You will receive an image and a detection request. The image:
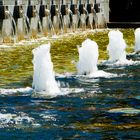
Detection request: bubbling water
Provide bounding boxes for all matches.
[77,38,99,75]
[134,28,140,53]
[107,30,127,62]
[32,43,60,97]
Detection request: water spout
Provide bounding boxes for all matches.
[70,4,79,32]
[79,4,88,30]
[32,43,60,97]
[107,30,127,63]
[134,28,140,54]
[1,5,17,43]
[77,38,99,75]
[60,3,71,33]
[13,3,25,41]
[39,3,51,36]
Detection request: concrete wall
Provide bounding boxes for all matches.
[3,0,96,5]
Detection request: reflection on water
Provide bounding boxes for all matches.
[0,40,140,139]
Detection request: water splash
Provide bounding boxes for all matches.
[76,38,117,78]
[107,30,127,63]
[32,43,61,98]
[134,28,140,53]
[0,87,33,96]
[76,38,99,75]
[0,112,37,128]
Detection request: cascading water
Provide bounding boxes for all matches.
[2,7,16,43]
[32,43,60,97]
[107,30,127,63]
[134,28,140,53]
[76,38,99,75]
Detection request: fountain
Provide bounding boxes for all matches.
[60,0,71,33]
[32,43,60,97]
[39,0,51,36]
[13,0,25,41]
[76,38,116,77]
[0,2,16,43]
[107,30,127,63]
[87,0,98,29]
[76,38,99,75]
[50,0,61,35]
[27,0,42,39]
[78,1,88,30]
[134,28,140,54]
[86,1,94,29]
[70,0,79,32]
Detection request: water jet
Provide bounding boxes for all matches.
[134,28,140,54]
[76,38,99,75]
[39,0,51,36]
[32,43,60,98]
[107,30,127,63]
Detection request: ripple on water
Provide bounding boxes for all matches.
[108,108,140,114]
[135,96,140,100]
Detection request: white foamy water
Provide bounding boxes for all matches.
[0,87,33,96]
[0,112,36,128]
[61,88,85,95]
[77,39,99,75]
[83,70,117,78]
[76,70,118,80]
[40,111,57,121]
[107,30,127,63]
[101,59,140,67]
[32,43,61,98]
[134,28,140,53]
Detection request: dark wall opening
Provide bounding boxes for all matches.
[109,0,140,22]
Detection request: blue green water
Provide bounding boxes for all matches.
[0,44,140,139]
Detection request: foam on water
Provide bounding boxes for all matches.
[40,111,57,121]
[0,112,37,128]
[134,28,140,53]
[101,59,140,67]
[32,43,61,98]
[76,70,117,79]
[61,88,85,95]
[0,87,33,96]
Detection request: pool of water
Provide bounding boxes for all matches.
[0,44,140,139]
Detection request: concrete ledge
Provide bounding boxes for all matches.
[107,22,140,28]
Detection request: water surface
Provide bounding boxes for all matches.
[0,33,140,139]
